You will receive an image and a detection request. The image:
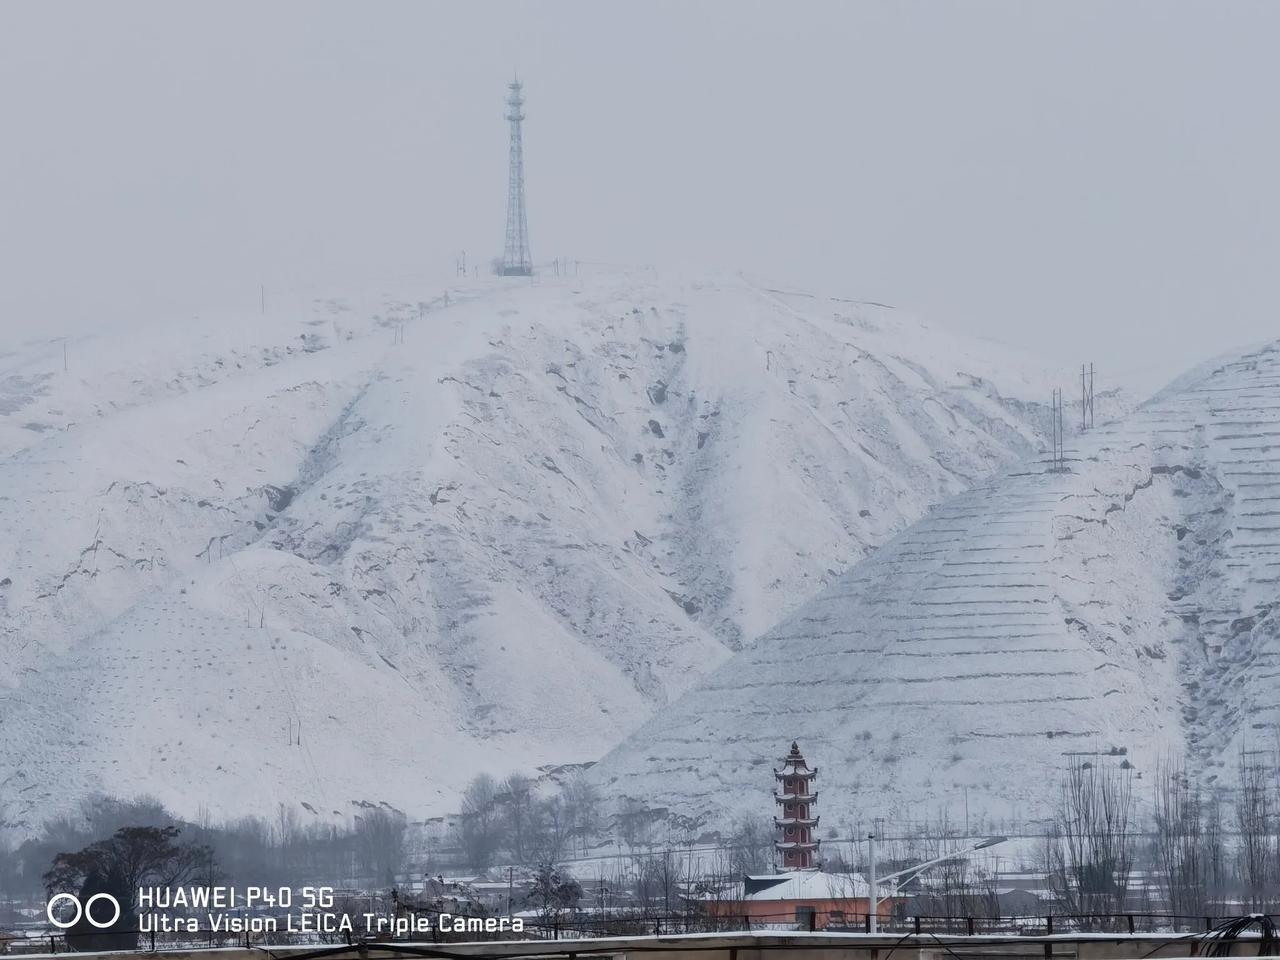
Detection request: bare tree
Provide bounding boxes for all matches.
[276,802,301,874]
[1234,751,1277,912]
[44,825,216,950]
[631,847,685,920]
[1043,760,1134,926]
[501,773,534,863]
[457,774,505,870]
[902,819,1000,931]
[616,798,656,850]
[725,816,774,876]
[528,795,570,864]
[1150,755,1207,919]
[1202,787,1228,915]
[526,862,582,927]
[44,825,215,909]
[353,807,407,884]
[685,850,748,932]
[561,773,601,858]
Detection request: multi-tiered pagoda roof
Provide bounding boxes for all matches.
[774,741,821,870]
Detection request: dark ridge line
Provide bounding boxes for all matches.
[911,601,1049,609]
[936,572,1051,582]
[866,694,1093,707]
[941,560,1043,566]
[886,647,1068,657]
[893,631,1060,640]
[964,729,1099,739]
[955,545,1047,552]
[922,582,1046,590]
[893,610,1051,620]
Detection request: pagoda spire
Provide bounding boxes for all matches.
[774,740,820,870]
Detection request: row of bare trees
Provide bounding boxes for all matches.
[6,748,1280,938]
[1044,758,1136,918]
[1042,750,1280,924]
[0,794,409,905]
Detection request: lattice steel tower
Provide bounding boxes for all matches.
[501,77,533,276]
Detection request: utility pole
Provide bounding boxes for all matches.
[260,285,265,315]
[1080,362,1095,431]
[868,830,879,934]
[1049,388,1066,472]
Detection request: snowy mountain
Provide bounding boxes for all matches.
[586,340,1280,832]
[0,269,1063,835]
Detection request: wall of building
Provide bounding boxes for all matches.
[705,897,892,929]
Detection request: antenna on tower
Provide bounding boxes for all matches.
[501,77,533,276]
[1081,362,1095,431]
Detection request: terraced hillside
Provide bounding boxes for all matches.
[587,340,1280,830]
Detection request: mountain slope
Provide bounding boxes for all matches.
[586,340,1280,832]
[0,270,1061,834]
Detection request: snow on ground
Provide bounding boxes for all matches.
[0,268,1064,836]
[587,340,1280,832]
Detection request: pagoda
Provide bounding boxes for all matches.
[774,741,820,870]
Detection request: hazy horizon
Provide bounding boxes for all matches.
[3,1,1278,393]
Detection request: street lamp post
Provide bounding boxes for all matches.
[866,834,1007,934]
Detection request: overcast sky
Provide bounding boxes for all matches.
[2,1,1277,390]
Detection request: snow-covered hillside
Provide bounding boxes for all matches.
[0,269,1062,835]
[587,340,1280,831]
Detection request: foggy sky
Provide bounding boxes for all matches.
[2,1,1277,391]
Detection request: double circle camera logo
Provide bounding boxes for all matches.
[46,893,122,929]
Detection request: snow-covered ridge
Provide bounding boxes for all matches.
[586,340,1280,831]
[0,269,1063,835]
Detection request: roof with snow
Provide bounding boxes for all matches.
[742,872,872,901]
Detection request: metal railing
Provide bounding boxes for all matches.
[10,911,1279,954]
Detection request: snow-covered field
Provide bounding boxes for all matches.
[588,340,1280,832]
[0,268,1065,836]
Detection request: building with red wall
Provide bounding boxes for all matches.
[697,742,900,930]
[702,871,894,930]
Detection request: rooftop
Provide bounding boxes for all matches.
[741,871,872,901]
